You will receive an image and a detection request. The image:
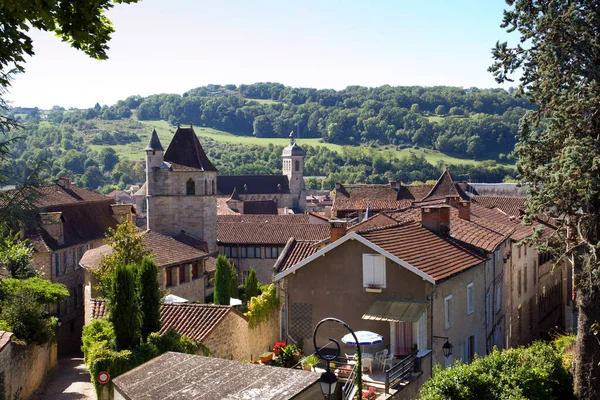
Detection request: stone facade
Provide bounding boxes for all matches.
[218,244,284,285]
[0,332,57,399]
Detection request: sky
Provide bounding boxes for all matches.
[8,0,517,109]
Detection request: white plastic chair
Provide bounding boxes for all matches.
[345,353,356,361]
[375,349,388,366]
[381,353,394,371]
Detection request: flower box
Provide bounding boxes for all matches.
[365,287,383,293]
[260,352,274,363]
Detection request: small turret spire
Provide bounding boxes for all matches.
[289,130,295,145]
[146,129,164,151]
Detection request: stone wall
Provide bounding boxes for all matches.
[247,310,280,361]
[0,332,57,399]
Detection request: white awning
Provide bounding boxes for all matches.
[362,299,429,323]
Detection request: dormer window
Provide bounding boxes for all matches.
[186,178,195,195]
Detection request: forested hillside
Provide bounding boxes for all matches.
[4,83,523,193]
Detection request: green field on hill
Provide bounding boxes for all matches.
[87,118,511,167]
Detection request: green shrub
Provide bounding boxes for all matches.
[82,318,115,364]
[419,341,575,400]
[245,284,279,328]
[108,263,141,350]
[137,256,161,340]
[0,288,58,344]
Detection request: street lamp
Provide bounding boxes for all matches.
[433,335,453,358]
[312,317,362,399]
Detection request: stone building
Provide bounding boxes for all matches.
[145,127,218,252]
[19,177,133,355]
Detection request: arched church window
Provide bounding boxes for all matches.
[212,180,215,195]
[204,180,208,195]
[295,160,300,172]
[186,178,195,195]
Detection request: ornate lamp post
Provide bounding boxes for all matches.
[312,317,362,399]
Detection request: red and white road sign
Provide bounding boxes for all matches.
[97,371,110,384]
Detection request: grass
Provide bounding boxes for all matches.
[83,118,512,167]
[245,98,280,105]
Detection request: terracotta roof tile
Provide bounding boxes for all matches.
[357,222,487,282]
[217,196,241,215]
[333,184,413,214]
[33,184,111,207]
[472,196,526,217]
[217,214,310,224]
[90,300,243,342]
[80,230,207,270]
[205,256,217,273]
[274,239,321,273]
[217,223,329,245]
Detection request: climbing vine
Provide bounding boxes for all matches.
[244,284,279,329]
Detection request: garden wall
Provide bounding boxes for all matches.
[247,310,280,361]
[0,331,57,399]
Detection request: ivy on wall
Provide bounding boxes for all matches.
[245,284,279,329]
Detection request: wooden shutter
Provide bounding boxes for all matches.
[362,254,375,287]
[373,255,386,287]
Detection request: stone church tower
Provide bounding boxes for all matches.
[282,132,306,211]
[145,126,217,252]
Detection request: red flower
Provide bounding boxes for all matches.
[273,341,287,351]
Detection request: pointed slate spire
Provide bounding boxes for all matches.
[229,186,241,201]
[421,168,469,202]
[146,129,164,151]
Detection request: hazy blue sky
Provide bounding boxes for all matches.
[8,0,517,109]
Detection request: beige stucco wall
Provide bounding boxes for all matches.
[432,262,486,368]
[203,312,250,360]
[158,262,206,303]
[217,245,278,286]
[283,240,431,354]
[0,335,57,399]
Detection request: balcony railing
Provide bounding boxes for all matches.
[385,351,417,394]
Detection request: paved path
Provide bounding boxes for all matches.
[30,357,96,400]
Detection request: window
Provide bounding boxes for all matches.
[495,250,500,263]
[63,252,68,273]
[518,246,521,259]
[518,305,522,335]
[533,260,537,283]
[54,253,60,277]
[72,249,76,268]
[56,302,61,316]
[466,283,474,315]
[529,299,534,332]
[204,180,208,195]
[241,246,261,259]
[212,180,215,195]
[524,265,528,293]
[417,310,428,351]
[192,262,199,279]
[444,295,453,329]
[524,245,527,256]
[362,254,386,288]
[266,247,283,259]
[179,265,186,283]
[79,246,85,261]
[224,246,238,258]
[517,269,522,297]
[295,160,299,172]
[166,268,173,287]
[464,335,475,363]
[186,178,195,195]
[495,283,501,313]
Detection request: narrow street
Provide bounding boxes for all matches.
[30,357,96,400]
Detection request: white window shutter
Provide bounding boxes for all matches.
[373,255,386,287]
[362,254,374,286]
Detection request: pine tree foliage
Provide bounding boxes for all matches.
[244,268,260,300]
[490,1,600,397]
[137,256,161,341]
[229,263,238,299]
[213,254,231,305]
[108,263,141,350]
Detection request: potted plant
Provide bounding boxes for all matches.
[273,341,286,356]
[259,351,274,363]
[300,354,319,371]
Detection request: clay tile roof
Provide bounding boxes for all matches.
[91,298,108,320]
[163,126,217,172]
[146,129,164,151]
[358,222,486,282]
[89,300,244,342]
[274,239,321,273]
[80,230,207,270]
[159,303,245,342]
[400,184,434,201]
[421,169,469,202]
[217,214,310,224]
[205,256,217,273]
[217,223,329,245]
[172,232,208,252]
[386,203,514,252]
[333,184,413,213]
[33,184,111,207]
[217,175,290,195]
[217,196,240,215]
[472,196,526,217]
[308,211,330,221]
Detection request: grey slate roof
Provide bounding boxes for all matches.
[163,126,217,172]
[146,129,164,151]
[112,352,320,400]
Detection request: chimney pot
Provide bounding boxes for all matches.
[421,205,450,235]
[329,219,347,243]
[445,195,461,208]
[57,177,71,190]
[458,200,471,221]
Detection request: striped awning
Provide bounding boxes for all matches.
[362,299,429,323]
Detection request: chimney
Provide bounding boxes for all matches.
[389,180,401,191]
[421,205,450,235]
[57,177,72,190]
[458,200,471,221]
[445,195,461,208]
[329,219,347,243]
